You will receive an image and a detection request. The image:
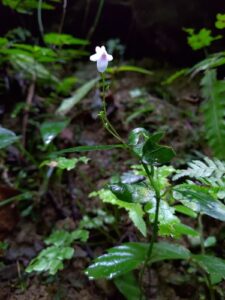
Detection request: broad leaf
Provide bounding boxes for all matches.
[86,242,190,279]
[44,33,88,46]
[192,254,225,284]
[0,127,19,149]
[174,184,225,221]
[42,156,89,170]
[128,128,150,157]
[114,272,142,300]
[92,189,147,236]
[40,119,69,145]
[56,78,99,115]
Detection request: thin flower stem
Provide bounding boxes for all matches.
[100,73,127,146]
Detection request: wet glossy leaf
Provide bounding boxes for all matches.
[56,78,99,115]
[192,254,225,284]
[40,119,69,145]
[86,242,190,279]
[128,128,150,157]
[114,272,142,300]
[0,127,19,149]
[142,140,175,164]
[174,184,225,221]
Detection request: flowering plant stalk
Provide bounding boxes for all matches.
[90,46,162,298]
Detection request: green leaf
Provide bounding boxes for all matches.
[107,65,153,76]
[40,119,69,145]
[26,245,74,275]
[142,141,175,164]
[0,127,19,149]
[192,254,225,284]
[9,53,58,83]
[2,0,58,13]
[162,69,188,85]
[49,144,124,158]
[56,78,99,115]
[56,77,78,95]
[189,52,225,75]
[85,242,190,279]
[174,205,197,218]
[94,189,147,236]
[215,14,225,29]
[44,33,88,46]
[201,70,225,159]
[128,128,151,157]
[184,28,222,51]
[42,156,89,170]
[174,184,225,221]
[204,236,216,248]
[114,272,142,300]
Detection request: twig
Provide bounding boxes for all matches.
[22,82,35,147]
[58,0,68,34]
[37,0,44,40]
[86,0,105,41]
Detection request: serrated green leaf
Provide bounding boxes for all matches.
[42,156,89,170]
[201,70,225,159]
[94,189,147,236]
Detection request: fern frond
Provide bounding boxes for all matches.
[173,156,225,187]
[201,70,225,159]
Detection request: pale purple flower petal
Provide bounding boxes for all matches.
[89,45,113,72]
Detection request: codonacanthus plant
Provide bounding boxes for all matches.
[86,46,225,300]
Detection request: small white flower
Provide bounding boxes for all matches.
[90,46,113,73]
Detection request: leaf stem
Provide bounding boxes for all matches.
[198,213,215,300]
[139,163,161,300]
